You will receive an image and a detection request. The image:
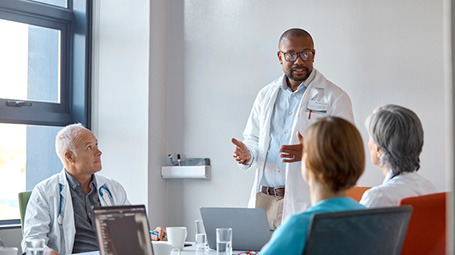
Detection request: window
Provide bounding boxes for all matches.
[0,0,92,222]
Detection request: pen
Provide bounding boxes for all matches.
[150,230,168,239]
[308,109,312,120]
[177,154,182,166]
[168,154,175,166]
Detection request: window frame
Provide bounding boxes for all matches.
[0,0,92,224]
[0,0,92,126]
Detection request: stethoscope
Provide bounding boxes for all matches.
[57,183,113,225]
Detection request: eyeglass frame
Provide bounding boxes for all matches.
[279,50,315,62]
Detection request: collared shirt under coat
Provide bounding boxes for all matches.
[261,72,311,187]
[65,171,101,253]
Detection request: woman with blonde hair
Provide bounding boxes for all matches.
[260,117,366,254]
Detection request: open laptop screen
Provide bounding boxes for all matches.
[93,205,154,255]
[200,207,271,251]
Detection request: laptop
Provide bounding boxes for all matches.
[200,207,272,251]
[93,205,155,255]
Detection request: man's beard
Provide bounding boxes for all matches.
[285,66,310,81]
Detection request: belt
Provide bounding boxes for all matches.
[261,186,285,198]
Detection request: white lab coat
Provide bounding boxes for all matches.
[22,170,130,255]
[360,170,437,208]
[240,69,354,220]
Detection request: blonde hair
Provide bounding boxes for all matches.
[304,117,365,192]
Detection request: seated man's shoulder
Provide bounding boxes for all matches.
[95,174,121,184]
[33,172,61,190]
[94,174,126,190]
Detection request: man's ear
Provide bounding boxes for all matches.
[277,51,283,65]
[64,151,74,163]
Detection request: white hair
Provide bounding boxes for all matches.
[55,123,89,163]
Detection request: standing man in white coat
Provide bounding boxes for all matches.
[22,124,166,255]
[231,28,354,230]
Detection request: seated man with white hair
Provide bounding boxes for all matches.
[22,123,166,255]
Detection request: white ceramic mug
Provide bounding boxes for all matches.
[166,227,188,250]
[152,241,181,255]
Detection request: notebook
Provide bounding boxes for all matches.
[200,207,272,251]
[93,205,155,255]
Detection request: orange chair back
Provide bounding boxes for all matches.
[346,186,371,202]
[398,192,447,255]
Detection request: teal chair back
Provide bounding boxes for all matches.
[303,206,413,255]
[18,191,32,231]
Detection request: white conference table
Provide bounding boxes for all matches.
[182,244,247,254]
[75,243,247,255]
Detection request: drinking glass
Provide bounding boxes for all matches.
[216,228,232,255]
[24,238,45,255]
[195,220,207,249]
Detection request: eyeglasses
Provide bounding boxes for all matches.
[280,50,314,62]
[238,251,259,255]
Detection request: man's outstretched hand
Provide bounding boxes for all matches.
[231,138,252,165]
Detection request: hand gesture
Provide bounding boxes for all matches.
[279,131,304,163]
[231,138,252,165]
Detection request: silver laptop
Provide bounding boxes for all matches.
[200,207,271,251]
[93,205,155,255]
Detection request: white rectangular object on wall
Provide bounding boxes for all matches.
[161,165,210,179]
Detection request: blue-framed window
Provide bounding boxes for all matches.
[0,0,92,222]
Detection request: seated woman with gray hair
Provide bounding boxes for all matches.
[360,104,437,208]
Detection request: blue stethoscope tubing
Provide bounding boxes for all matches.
[57,183,112,225]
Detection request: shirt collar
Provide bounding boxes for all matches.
[65,170,96,190]
[280,69,316,92]
[383,170,394,184]
[383,169,411,184]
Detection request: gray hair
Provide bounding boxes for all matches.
[55,123,89,163]
[366,104,424,175]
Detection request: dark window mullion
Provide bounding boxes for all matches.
[0,0,72,22]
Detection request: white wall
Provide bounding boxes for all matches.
[168,0,446,238]
[93,0,170,228]
[94,0,447,240]
[92,0,151,211]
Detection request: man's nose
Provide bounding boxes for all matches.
[295,54,305,64]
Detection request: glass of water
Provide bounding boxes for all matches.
[216,228,232,255]
[24,238,45,255]
[195,220,207,249]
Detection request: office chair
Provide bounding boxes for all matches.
[398,192,447,255]
[18,191,32,231]
[302,206,412,255]
[346,186,371,202]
